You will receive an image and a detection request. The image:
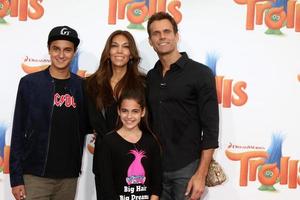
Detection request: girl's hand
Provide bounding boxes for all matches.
[150,194,159,200]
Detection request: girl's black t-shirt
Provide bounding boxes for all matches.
[97,131,162,200]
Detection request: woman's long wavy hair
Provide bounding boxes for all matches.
[86,30,144,110]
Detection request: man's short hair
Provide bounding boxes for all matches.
[47,26,80,49]
[147,12,178,37]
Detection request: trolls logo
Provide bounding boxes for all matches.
[0,124,9,175]
[108,0,182,29]
[226,134,300,190]
[0,0,44,24]
[205,53,248,108]
[21,53,88,78]
[234,0,300,34]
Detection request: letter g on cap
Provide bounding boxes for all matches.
[60,27,70,36]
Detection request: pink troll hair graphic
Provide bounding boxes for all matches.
[126,149,147,185]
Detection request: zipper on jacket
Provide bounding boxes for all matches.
[42,79,55,176]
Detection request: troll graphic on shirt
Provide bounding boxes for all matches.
[126,149,146,185]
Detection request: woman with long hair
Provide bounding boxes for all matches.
[85,30,145,199]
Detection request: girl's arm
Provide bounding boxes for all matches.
[149,139,163,198]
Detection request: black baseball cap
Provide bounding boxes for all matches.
[47,26,80,48]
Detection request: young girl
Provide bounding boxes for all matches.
[96,89,161,200]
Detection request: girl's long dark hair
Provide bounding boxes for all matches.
[116,88,161,151]
[86,30,144,110]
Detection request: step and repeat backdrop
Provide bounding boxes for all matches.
[1,0,300,199]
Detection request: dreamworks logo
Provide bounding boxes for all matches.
[60,28,71,36]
